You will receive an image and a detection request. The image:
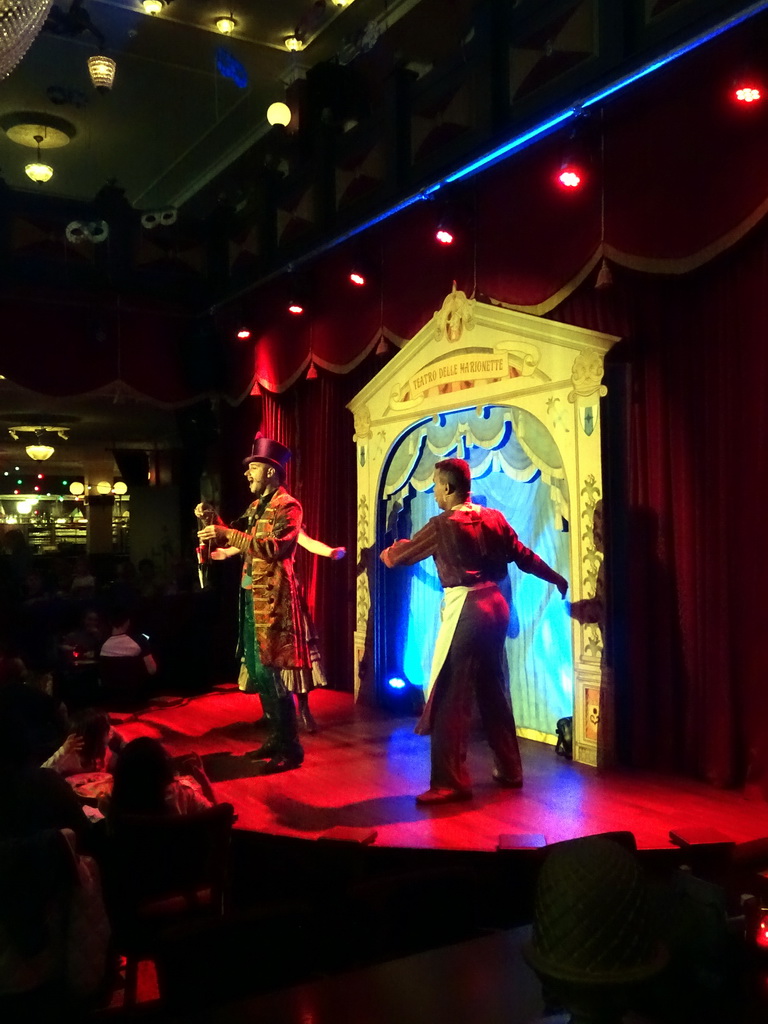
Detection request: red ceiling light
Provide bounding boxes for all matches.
[732,73,762,104]
[556,161,584,190]
[236,328,251,339]
[435,225,454,246]
[288,301,304,315]
[349,270,366,286]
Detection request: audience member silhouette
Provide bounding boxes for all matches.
[104,737,213,822]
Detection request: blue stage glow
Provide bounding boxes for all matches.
[387,676,407,690]
[388,406,573,735]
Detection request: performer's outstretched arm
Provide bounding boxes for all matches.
[380,520,437,568]
[298,529,346,560]
[506,527,568,597]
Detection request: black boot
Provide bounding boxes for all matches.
[252,696,304,774]
[246,691,281,759]
[297,692,317,734]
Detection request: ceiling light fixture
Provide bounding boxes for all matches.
[25,134,53,182]
[88,55,116,93]
[331,0,352,6]
[142,0,164,13]
[25,443,55,461]
[266,101,291,127]
[8,424,69,459]
[216,16,236,34]
[284,35,304,52]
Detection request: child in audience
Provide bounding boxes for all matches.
[42,709,123,776]
[102,737,214,820]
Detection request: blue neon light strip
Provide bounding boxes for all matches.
[444,110,575,184]
[444,0,768,184]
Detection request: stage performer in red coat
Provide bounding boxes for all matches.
[197,436,308,774]
[380,457,568,805]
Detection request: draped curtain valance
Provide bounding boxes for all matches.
[382,406,569,528]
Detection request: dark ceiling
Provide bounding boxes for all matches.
[0,0,440,483]
[0,0,430,210]
[0,0,760,485]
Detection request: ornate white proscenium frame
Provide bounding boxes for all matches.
[348,289,619,766]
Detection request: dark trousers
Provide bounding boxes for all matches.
[428,585,523,791]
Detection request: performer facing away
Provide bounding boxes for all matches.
[380,457,568,805]
[196,436,309,774]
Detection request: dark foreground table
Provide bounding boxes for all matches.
[185,927,547,1024]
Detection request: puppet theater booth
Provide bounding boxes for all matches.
[349,288,617,767]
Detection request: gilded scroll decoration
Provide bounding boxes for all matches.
[433,282,475,344]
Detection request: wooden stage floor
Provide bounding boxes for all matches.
[114,684,768,853]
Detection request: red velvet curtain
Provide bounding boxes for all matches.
[552,220,768,790]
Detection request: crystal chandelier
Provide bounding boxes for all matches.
[0,0,55,81]
[88,54,117,92]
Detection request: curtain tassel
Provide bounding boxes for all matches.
[306,360,318,380]
[595,257,613,290]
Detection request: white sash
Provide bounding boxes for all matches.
[426,586,469,699]
[426,581,500,699]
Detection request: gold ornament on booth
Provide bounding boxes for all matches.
[433,282,475,344]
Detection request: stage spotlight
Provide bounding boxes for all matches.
[286,273,309,315]
[348,256,374,287]
[435,221,455,245]
[381,672,424,715]
[556,159,584,190]
[555,118,592,191]
[732,71,763,104]
[236,328,251,339]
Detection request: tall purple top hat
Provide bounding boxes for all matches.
[242,433,292,470]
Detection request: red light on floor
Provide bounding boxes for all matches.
[236,328,251,340]
[557,166,583,189]
[435,228,454,245]
[288,303,304,315]
[349,271,366,286]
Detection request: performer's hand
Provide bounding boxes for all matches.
[61,733,84,757]
[198,524,228,544]
[379,547,394,568]
[330,546,346,560]
[556,575,568,599]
